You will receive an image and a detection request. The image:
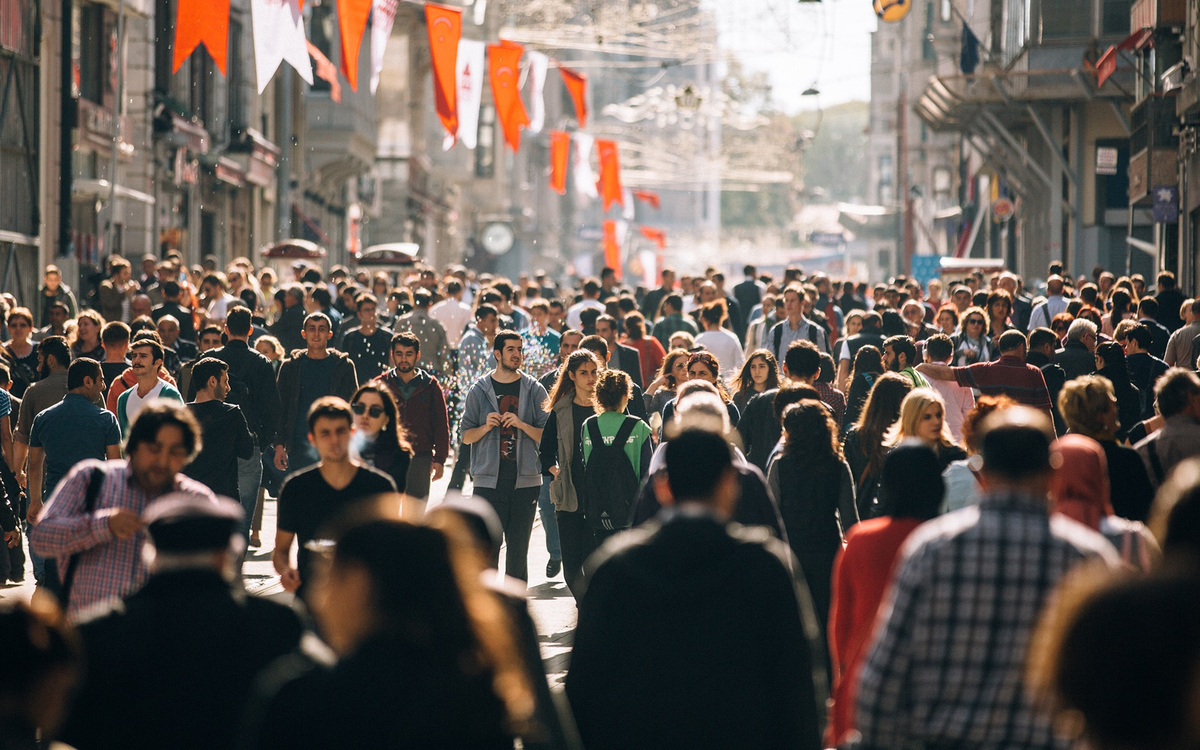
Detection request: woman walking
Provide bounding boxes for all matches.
[731,349,780,413]
[841,373,913,520]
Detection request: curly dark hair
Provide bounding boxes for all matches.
[782,400,842,462]
[593,369,632,412]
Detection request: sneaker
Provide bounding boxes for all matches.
[545,558,562,578]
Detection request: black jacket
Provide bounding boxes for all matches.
[191,339,281,450]
[1053,340,1095,382]
[267,303,306,353]
[737,388,781,472]
[1027,351,1067,436]
[184,401,255,497]
[610,343,644,389]
[151,301,197,343]
[566,513,824,750]
[1098,363,1142,443]
[1139,317,1170,359]
[632,458,785,540]
[60,569,302,750]
[1154,287,1186,331]
[275,350,358,451]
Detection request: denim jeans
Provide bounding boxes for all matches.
[538,475,561,561]
[237,449,262,539]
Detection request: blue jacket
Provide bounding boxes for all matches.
[461,371,549,490]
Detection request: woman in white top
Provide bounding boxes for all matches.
[694,301,744,382]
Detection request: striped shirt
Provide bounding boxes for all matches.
[952,355,1053,411]
[856,491,1119,750]
[29,459,216,619]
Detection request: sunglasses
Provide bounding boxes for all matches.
[351,403,385,418]
[965,318,985,326]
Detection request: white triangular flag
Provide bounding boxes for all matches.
[573,132,598,199]
[448,39,485,150]
[251,0,313,94]
[527,51,548,134]
[370,0,399,95]
[622,187,635,221]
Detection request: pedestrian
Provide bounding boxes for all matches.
[340,293,393,383]
[842,345,884,431]
[950,305,995,365]
[782,339,846,426]
[150,281,198,345]
[577,335,649,421]
[855,407,1120,750]
[918,329,1055,424]
[694,302,744,381]
[826,440,943,748]
[183,357,254,502]
[1164,297,1200,367]
[731,348,780,413]
[884,388,968,473]
[1094,340,1141,442]
[460,330,549,582]
[767,284,830,362]
[539,349,602,596]
[394,288,450,380]
[1056,318,1099,380]
[618,311,664,387]
[446,304,500,492]
[30,402,216,618]
[0,598,82,749]
[373,332,449,503]
[69,310,105,362]
[1135,368,1200,487]
[428,278,472,348]
[566,429,825,750]
[97,258,135,324]
[1050,434,1158,571]
[1147,457,1200,562]
[174,326,221,411]
[881,335,930,388]
[273,312,358,473]
[593,314,644,388]
[349,383,413,497]
[272,397,395,602]
[114,337,184,439]
[841,372,913,520]
[35,264,78,326]
[649,294,698,350]
[579,369,652,539]
[566,278,606,330]
[58,494,302,750]
[245,520,531,749]
[941,395,1017,512]
[4,306,39,397]
[1120,322,1169,420]
[1028,274,1068,331]
[15,336,89,489]
[1134,296,1170,358]
[768,400,858,662]
[658,350,739,430]
[921,334,974,442]
[835,311,886,391]
[266,284,306,354]
[643,347,689,420]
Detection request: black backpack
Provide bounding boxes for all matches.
[583,416,641,532]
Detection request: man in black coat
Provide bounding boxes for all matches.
[594,315,643,389]
[1053,318,1097,382]
[567,430,824,750]
[1027,327,1068,436]
[1136,297,1171,360]
[59,495,303,750]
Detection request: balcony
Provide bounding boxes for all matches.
[1130,0,1186,29]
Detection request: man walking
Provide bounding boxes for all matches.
[460,331,549,581]
[274,312,358,473]
[394,288,450,380]
[184,357,255,502]
[30,402,216,618]
[341,293,394,383]
[768,285,830,361]
[116,338,184,439]
[13,336,76,490]
[882,335,930,388]
[150,281,197,344]
[856,408,1118,750]
[567,429,825,750]
[447,305,499,491]
[640,269,676,320]
[650,294,698,350]
[429,278,472,348]
[374,332,450,503]
[273,397,395,602]
[918,330,1055,424]
[1135,368,1200,486]
[594,314,643,388]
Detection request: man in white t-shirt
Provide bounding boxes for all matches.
[116,338,184,439]
[429,278,473,348]
[201,273,239,325]
[566,278,606,330]
[694,302,744,382]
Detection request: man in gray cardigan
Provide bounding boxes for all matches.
[461,330,549,581]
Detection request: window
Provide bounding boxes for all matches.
[309,4,336,94]
[75,3,112,106]
[879,154,894,184]
[227,17,244,132]
[1038,0,1090,39]
[1102,0,1132,36]
[941,0,952,21]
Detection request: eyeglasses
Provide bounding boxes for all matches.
[965,318,985,326]
[351,403,385,418]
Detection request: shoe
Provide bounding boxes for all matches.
[546,558,562,578]
[249,533,262,548]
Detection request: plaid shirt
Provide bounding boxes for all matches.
[856,491,1119,750]
[813,381,847,426]
[29,459,215,620]
[953,355,1053,412]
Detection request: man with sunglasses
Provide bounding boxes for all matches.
[374,332,450,502]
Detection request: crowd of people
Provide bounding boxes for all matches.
[1,253,1200,750]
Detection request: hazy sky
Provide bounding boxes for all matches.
[708,0,878,114]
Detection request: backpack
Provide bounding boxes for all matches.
[773,320,822,356]
[582,416,641,532]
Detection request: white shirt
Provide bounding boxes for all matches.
[429,298,473,347]
[206,293,239,323]
[927,376,975,443]
[1028,295,1068,331]
[695,329,745,382]
[566,299,605,330]
[124,379,168,425]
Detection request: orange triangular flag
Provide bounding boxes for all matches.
[639,226,667,250]
[173,0,230,75]
[560,66,588,128]
[489,43,529,151]
[426,4,462,139]
[549,131,570,195]
[603,220,622,279]
[337,0,372,91]
[307,41,342,103]
[596,140,623,212]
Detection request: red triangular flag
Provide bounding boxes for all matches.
[596,140,624,212]
[639,226,666,250]
[603,220,622,279]
[307,41,342,103]
[337,0,372,91]
[560,66,588,128]
[1095,45,1117,87]
[426,4,461,139]
[633,190,660,209]
[173,0,230,75]
[549,131,570,195]
[489,43,529,151]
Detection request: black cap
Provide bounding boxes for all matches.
[144,493,243,553]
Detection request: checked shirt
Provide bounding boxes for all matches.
[856,490,1119,750]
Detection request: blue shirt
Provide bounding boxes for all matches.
[29,393,121,498]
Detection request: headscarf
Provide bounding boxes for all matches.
[1050,434,1113,530]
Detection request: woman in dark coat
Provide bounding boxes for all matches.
[843,345,884,432]
[350,383,413,494]
[841,373,913,520]
[1095,341,1142,444]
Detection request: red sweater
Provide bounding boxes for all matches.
[826,516,924,747]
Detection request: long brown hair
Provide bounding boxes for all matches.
[657,348,690,390]
[854,372,914,481]
[543,349,600,410]
[783,400,843,462]
[732,348,780,402]
[351,382,413,455]
[687,350,731,403]
[623,311,647,341]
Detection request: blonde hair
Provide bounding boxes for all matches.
[886,388,958,450]
[1058,375,1116,440]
